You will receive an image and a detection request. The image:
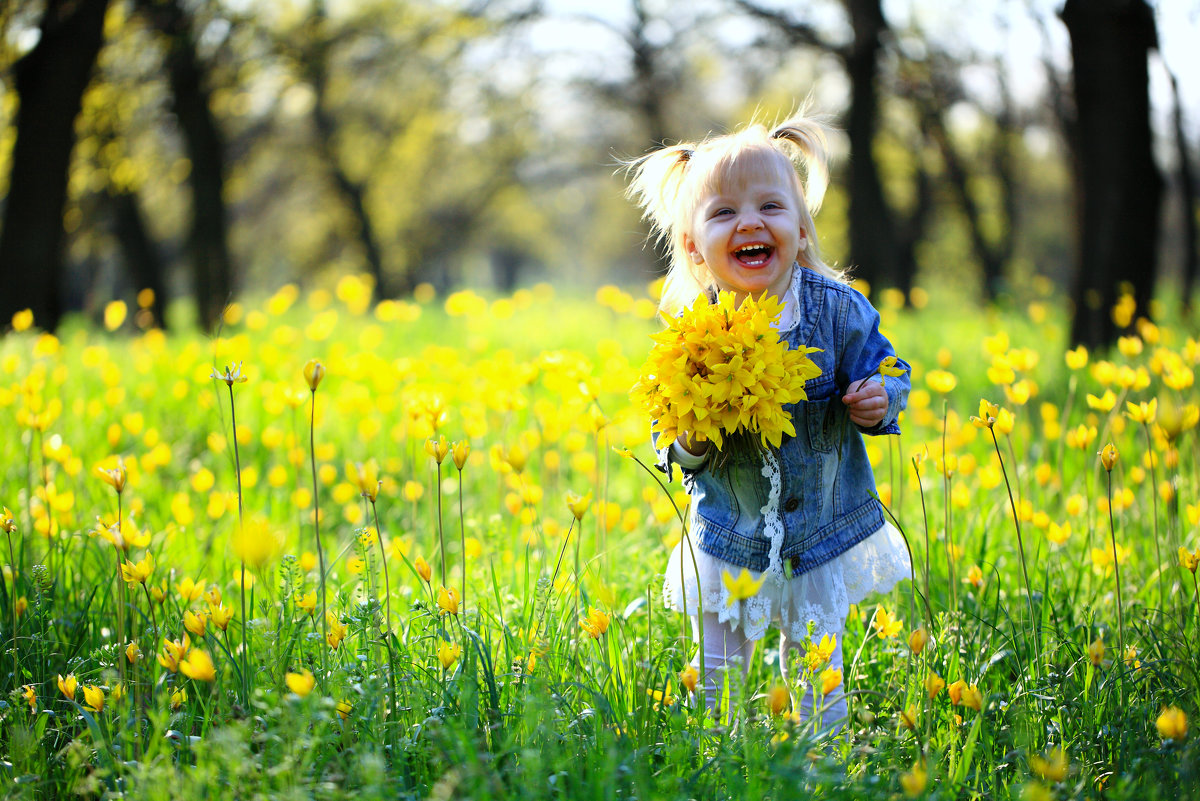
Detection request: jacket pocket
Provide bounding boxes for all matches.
[805,396,840,454]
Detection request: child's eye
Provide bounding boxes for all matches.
[762,202,782,211]
[713,208,734,217]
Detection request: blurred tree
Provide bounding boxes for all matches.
[1167,69,1198,311]
[736,0,922,295]
[1061,0,1162,348]
[0,0,111,331]
[136,0,233,331]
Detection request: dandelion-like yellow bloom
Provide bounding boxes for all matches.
[721,568,766,607]
[296,590,318,617]
[437,586,460,616]
[565,490,592,521]
[451,440,471,470]
[631,291,822,451]
[209,603,234,631]
[183,610,208,639]
[872,605,903,639]
[285,669,316,697]
[1156,706,1188,741]
[678,664,698,694]
[57,673,77,700]
[82,684,105,713]
[925,671,946,700]
[579,606,610,638]
[438,641,462,670]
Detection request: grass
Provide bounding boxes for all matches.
[0,277,1198,800]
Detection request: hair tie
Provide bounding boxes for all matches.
[677,148,693,163]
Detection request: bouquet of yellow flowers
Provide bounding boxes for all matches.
[631,291,822,452]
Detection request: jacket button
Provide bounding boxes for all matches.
[784,497,799,512]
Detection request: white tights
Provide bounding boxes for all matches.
[690,612,847,731]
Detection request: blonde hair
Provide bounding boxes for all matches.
[625,115,845,314]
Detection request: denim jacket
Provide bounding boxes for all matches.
[654,266,910,575]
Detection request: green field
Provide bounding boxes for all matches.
[1,277,1197,800]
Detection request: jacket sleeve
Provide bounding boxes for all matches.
[836,290,910,436]
[652,429,708,487]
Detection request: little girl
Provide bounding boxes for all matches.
[627,115,911,728]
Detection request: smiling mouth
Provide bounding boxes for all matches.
[733,244,774,266]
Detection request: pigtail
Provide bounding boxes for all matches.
[623,144,696,251]
[770,117,832,217]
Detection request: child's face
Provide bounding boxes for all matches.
[683,172,804,303]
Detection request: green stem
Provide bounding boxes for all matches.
[369,499,398,734]
[1105,469,1127,685]
[309,389,328,683]
[989,427,1039,673]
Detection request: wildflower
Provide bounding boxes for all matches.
[12,308,34,331]
[679,664,699,694]
[970,398,999,428]
[346,459,380,502]
[1156,706,1188,741]
[1088,638,1105,666]
[285,669,316,697]
[873,355,907,387]
[647,685,675,708]
[15,596,27,616]
[1125,399,1157,424]
[964,564,984,588]
[126,641,142,664]
[57,673,77,700]
[183,610,208,639]
[1065,345,1088,370]
[1046,521,1071,546]
[211,362,248,386]
[410,555,433,583]
[907,628,929,655]
[820,667,843,696]
[336,700,353,720]
[899,761,927,797]
[1179,546,1200,573]
[1123,645,1141,670]
[231,516,282,569]
[326,612,347,650]
[948,680,982,711]
[767,683,790,716]
[1,506,15,533]
[158,635,190,673]
[296,590,318,617]
[566,490,592,521]
[208,603,234,631]
[425,435,450,465]
[631,291,823,451]
[95,459,127,494]
[303,359,325,391]
[450,440,471,471]
[925,671,946,700]
[872,605,903,639]
[925,369,957,394]
[1099,443,1118,472]
[438,641,462,670]
[721,568,766,606]
[805,633,837,670]
[179,649,215,682]
[176,576,206,602]
[82,684,105,713]
[170,687,187,710]
[899,704,918,731]
[579,606,610,638]
[1086,390,1116,412]
[120,553,155,586]
[1030,747,1069,782]
[437,585,460,616]
[22,684,36,713]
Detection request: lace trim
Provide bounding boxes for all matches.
[662,522,911,642]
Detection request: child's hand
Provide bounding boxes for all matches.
[842,379,888,428]
[676,432,710,457]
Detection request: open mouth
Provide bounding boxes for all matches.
[733,244,774,266]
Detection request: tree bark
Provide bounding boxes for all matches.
[1062,0,1162,348]
[140,0,233,331]
[108,189,168,328]
[0,0,111,331]
[1168,71,1198,311]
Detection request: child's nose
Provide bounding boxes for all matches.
[736,213,763,232]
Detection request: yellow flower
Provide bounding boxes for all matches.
[126,641,142,664]
[437,585,461,616]
[11,308,34,331]
[231,516,282,569]
[925,369,957,394]
[82,684,105,713]
[209,603,234,631]
[805,633,837,671]
[170,687,187,710]
[438,641,462,670]
[925,671,946,700]
[1065,345,1088,370]
[1099,443,1119,472]
[158,634,191,673]
[303,359,325,391]
[336,700,353,720]
[210,361,249,386]
[414,555,432,583]
[285,669,316,697]
[104,300,127,331]
[1125,398,1157,424]
[875,355,907,387]
[1088,638,1105,666]
[176,576,206,602]
[1179,546,1199,574]
[120,553,155,586]
[907,628,929,655]
[964,564,984,588]
[970,398,999,429]
[325,612,348,650]
[1,506,15,534]
[345,459,380,502]
[566,490,592,521]
[451,440,471,470]
[57,673,77,700]
[22,684,36,713]
[872,605,903,639]
[1156,706,1188,741]
[425,435,450,465]
[296,590,318,617]
[95,459,127,494]
[767,683,790,716]
[899,761,927,797]
[899,704,918,731]
[948,678,982,709]
[183,609,208,638]
[678,664,699,694]
[721,568,766,607]
[1030,747,1069,782]
[579,606,610,638]
[820,667,843,696]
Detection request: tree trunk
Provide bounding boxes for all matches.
[109,189,168,329]
[141,0,233,331]
[1168,71,1198,312]
[0,0,111,331]
[1062,0,1162,348]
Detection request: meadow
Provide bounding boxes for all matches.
[1,275,1197,800]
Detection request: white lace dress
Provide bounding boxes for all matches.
[660,284,911,643]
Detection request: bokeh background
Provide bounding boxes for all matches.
[0,0,1196,346]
